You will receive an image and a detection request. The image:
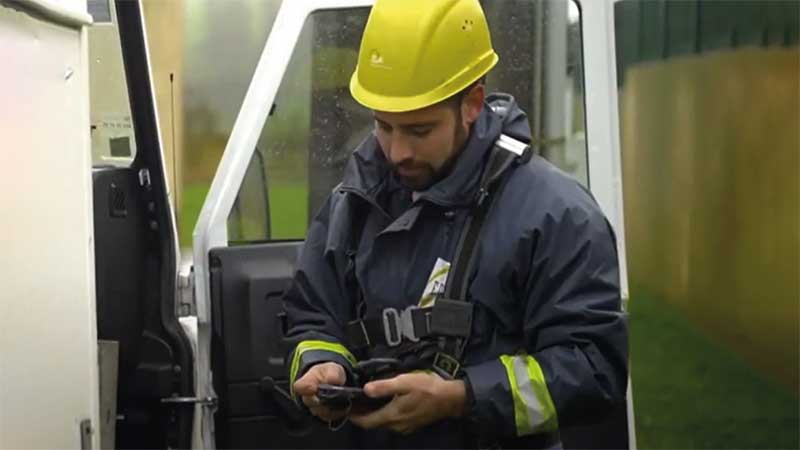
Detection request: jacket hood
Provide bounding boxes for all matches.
[340,93,531,207]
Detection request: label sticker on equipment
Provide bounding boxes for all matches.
[419,258,450,308]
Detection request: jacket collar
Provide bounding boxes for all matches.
[340,94,529,209]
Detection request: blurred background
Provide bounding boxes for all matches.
[615,1,798,447]
[87,0,798,447]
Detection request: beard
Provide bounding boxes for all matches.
[391,119,469,191]
[392,162,437,190]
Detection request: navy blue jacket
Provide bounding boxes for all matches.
[285,94,628,448]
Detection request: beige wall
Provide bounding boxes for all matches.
[621,47,799,391]
[142,0,185,212]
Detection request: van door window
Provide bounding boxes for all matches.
[227,0,589,244]
[227,8,372,243]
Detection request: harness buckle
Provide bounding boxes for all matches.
[400,306,420,342]
[382,308,402,347]
[432,352,461,380]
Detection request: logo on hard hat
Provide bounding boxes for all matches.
[369,49,391,70]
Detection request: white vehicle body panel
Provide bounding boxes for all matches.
[581,0,629,304]
[580,1,636,447]
[0,2,99,448]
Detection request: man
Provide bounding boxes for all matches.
[285,0,628,448]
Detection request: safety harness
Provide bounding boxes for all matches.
[345,133,533,380]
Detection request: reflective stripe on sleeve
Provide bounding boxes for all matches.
[289,340,357,399]
[499,354,558,435]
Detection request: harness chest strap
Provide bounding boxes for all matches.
[346,298,475,348]
[346,134,533,377]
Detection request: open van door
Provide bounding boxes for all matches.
[191,0,633,448]
[192,2,373,447]
[90,0,194,448]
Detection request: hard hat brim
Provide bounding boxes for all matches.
[350,51,499,113]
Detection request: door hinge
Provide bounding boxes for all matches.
[79,419,93,450]
[161,395,217,409]
[177,265,195,317]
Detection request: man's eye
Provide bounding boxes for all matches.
[410,128,431,137]
[376,122,391,132]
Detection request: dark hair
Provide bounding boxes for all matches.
[442,77,486,115]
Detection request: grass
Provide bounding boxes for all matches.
[267,182,309,240]
[177,181,309,248]
[177,182,209,248]
[630,294,799,449]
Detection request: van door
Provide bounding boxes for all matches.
[90,0,194,448]
[192,0,632,448]
[192,2,373,447]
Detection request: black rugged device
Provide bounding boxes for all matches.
[316,384,391,413]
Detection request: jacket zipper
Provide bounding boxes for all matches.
[338,186,391,220]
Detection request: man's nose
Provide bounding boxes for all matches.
[388,132,414,165]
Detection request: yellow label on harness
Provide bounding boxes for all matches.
[418,258,450,308]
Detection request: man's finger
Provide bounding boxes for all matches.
[293,377,316,397]
[294,362,345,397]
[390,421,414,435]
[363,373,416,398]
[301,394,320,408]
[350,400,399,429]
[293,366,323,396]
[293,374,321,397]
[320,363,346,385]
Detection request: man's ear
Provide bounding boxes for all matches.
[461,83,485,127]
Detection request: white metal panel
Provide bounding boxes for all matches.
[0,4,100,449]
[5,0,92,28]
[579,1,635,447]
[578,0,629,302]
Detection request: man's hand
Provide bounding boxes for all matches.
[350,371,467,435]
[293,362,347,422]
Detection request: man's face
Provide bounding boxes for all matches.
[372,85,484,191]
[374,105,462,190]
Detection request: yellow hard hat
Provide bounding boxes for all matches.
[350,0,499,113]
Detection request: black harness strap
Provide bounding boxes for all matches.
[340,187,372,339]
[345,135,533,378]
[437,135,531,369]
[444,139,526,301]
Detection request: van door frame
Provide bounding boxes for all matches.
[579,0,636,447]
[190,1,373,447]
